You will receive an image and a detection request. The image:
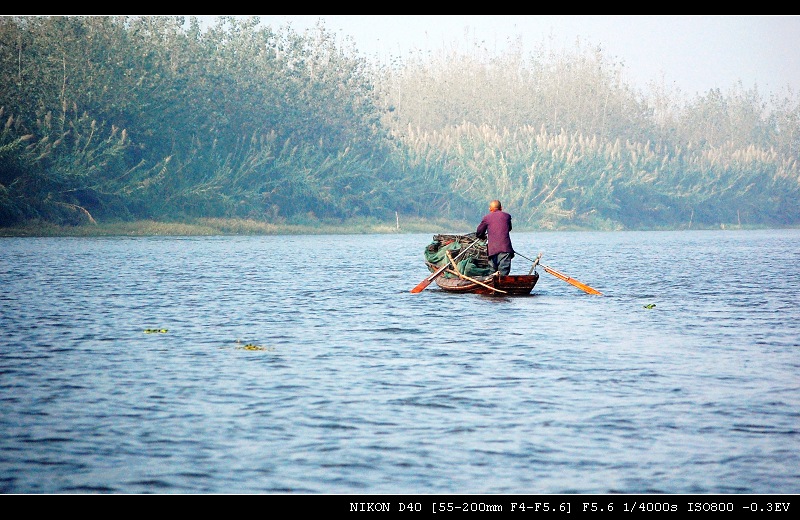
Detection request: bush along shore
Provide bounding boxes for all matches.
[2,16,799,233]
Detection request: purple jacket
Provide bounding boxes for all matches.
[476,210,513,257]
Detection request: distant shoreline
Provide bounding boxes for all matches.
[0,217,788,237]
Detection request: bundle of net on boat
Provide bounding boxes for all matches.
[423,233,493,278]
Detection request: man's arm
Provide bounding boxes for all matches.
[476,218,488,239]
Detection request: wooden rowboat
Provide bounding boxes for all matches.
[422,233,539,296]
[428,268,539,295]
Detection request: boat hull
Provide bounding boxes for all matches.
[433,272,539,295]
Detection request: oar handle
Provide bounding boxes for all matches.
[527,252,542,275]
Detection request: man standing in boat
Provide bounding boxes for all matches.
[476,199,514,276]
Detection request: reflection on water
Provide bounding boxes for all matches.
[1,230,799,493]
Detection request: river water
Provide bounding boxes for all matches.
[0,229,798,495]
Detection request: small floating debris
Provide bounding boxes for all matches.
[643,304,656,309]
[238,343,269,351]
[234,339,273,351]
[144,328,169,334]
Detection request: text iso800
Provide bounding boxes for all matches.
[687,502,734,512]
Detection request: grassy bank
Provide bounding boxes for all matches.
[0,216,475,237]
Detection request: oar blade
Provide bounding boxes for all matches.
[410,278,433,293]
[569,279,603,295]
[542,265,602,295]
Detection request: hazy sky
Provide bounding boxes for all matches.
[199,15,800,97]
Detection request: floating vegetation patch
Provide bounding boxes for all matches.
[144,328,169,333]
[234,339,275,351]
[238,344,269,351]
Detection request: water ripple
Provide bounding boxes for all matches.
[1,230,799,493]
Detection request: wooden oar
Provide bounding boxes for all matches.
[410,238,481,293]
[541,264,603,295]
[445,268,507,294]
[445,250,460,271]
[515,251,602,295]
